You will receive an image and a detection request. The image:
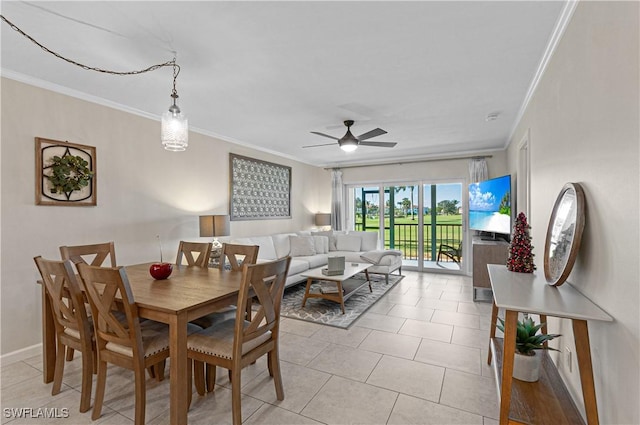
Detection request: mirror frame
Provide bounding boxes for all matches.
[543,182,586,286]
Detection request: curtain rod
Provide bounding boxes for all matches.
[324,154,492,170]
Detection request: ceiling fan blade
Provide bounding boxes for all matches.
[359,141,397,148]
[310,131,339,140]
[357,128,387,141]
[302,142,337,148]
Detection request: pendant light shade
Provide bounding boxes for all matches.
[161,61,188,151]
[161,101,188,151]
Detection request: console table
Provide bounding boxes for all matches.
[487,264,612,425]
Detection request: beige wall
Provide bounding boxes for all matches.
[0,77,330,355]
[507,2,639,423]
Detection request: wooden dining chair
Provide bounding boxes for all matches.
[192,243,261,328]
[34,256,95,413]
[77,263,172,425]
[218,243,259,271]
[176,241,212,267]
[59,241,117,268]
[187,256,291,425]
[59,241,117,362]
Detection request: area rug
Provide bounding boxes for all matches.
[280,273,403,329]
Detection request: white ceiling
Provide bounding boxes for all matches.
[1,1,566,167]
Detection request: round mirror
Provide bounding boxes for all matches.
[544,183,585,286]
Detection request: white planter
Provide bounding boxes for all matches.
[513,351,541,382]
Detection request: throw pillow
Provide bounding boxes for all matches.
[289,235,316,257]
[312,235,329,254]
[348,231,379,251]
[311,230,335,250]
[336,234,361,252]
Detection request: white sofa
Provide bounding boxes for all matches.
[231,230,403,288]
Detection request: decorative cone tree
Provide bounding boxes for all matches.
[507,212,536,273]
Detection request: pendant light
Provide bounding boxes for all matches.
[161,62,188,151]
[1,15,189,152]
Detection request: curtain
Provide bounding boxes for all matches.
[469,157,488,182]
[331,169,343,230]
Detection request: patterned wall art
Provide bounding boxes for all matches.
[229,153,291,220]
[35,137,97,206]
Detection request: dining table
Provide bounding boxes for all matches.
[40,262,244,425]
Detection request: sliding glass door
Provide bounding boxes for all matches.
[349,181,465,273]
[422,183,463,271]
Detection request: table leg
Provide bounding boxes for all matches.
[365,269,372,292]
[573,319,600,425]
[169,313,189,425]
[41,284,55,383]
[499,309,518,425]
[337,281,345,314]
[301,278,313,308]
[488,300,498,365]
[539,314,549,349]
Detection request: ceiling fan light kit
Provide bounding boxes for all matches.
[305,119,397,152]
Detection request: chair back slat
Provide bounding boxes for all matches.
[34,256,91,340]
[234,257,290,353]
[77,264,143,357]
[60,242,117,267]
[176,241,212,267]
[219,243,259,271]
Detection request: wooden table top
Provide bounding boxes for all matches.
[124,263,244,314]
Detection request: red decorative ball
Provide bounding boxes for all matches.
[150,263,173,280]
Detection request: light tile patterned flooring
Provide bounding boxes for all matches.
[1,271,500,424]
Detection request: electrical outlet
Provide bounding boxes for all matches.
[565,347,572,372]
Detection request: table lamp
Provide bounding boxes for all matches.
[315,213,331,230]
[199,215,230,248]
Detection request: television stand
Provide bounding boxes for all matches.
[472,236,508,301]
[480,232,508,242]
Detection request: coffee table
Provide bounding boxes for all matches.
[300,263,371,314]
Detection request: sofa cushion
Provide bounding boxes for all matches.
[331,251,366,263]
[231,236,277,260]
[336,234,361,252]
[294,253,329,269]
[311,230,333,249]
[312,235,329,254]
[288,258,311,276]
[348,231,379,251]
[272,233,297,258]
[289,235,316,257]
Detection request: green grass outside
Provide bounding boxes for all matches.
[356,214,462,260]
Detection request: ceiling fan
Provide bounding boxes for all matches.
[303,120,397,152]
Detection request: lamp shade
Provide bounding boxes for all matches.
[199,215,230,237]
[315,213,331,227]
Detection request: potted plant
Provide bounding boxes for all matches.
[497,314,561,382]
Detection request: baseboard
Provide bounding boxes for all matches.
[0,343,42,366]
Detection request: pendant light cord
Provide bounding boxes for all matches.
[1,14,178,77]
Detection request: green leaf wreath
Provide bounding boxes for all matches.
[46,154,94,194]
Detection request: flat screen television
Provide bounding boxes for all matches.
[468,174,512,237]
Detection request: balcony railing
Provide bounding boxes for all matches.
[355,223,462,262]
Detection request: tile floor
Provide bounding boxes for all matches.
[1,270,500,424]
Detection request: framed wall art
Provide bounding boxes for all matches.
[229,153,291,220]
[35,137,97,206]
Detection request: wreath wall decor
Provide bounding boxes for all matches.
[35,138,97,206]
